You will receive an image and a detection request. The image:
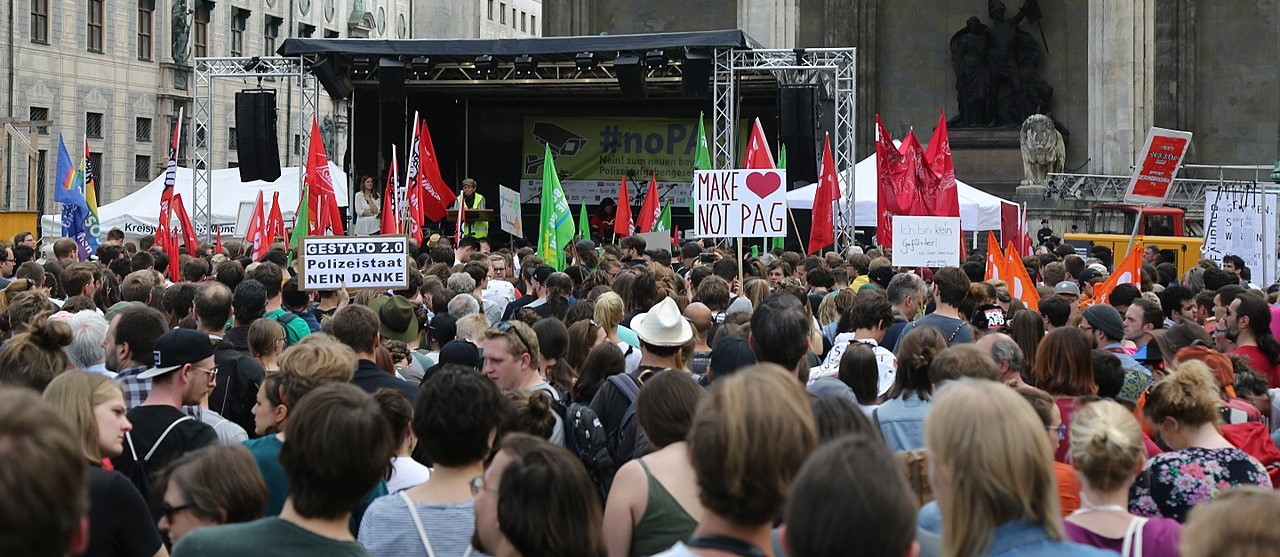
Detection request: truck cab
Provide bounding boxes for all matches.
[1090,204,1187,237]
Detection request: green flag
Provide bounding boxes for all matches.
[693,112,712,211]
[773,144,787,251]
[751,245,759,258]
[578,203,590,240]
[287,182,310,266]
[538,144,575,271]
[654,201,672,232]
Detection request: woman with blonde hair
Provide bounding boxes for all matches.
[1181,487,1280,557]
[43,371,168,557]
[742,277,770,320]
[923,379,1111,557]
[1064,399,1182,556]
[1130,360,1271,522]
[595,291,641,372]
[247,318,285,372]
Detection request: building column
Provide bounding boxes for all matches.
[738,0,796,48]
[1088,0,1155,175]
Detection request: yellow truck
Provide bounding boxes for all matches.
[1064,204,1202,277]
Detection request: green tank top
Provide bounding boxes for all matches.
[629,458,699,556]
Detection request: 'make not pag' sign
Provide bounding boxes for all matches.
[693,169,788,238]
[299,235,409,290]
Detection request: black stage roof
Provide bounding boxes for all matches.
[279,29,760,59]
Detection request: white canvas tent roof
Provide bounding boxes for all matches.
[786,152,1011,231]
[41,164,348,240]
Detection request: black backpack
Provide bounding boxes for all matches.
[603,374,648,465]
[274,312,299,347]
[211,342,264,435]
[558,401,617,503]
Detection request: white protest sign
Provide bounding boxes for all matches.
[499,185,524,237]
[891,216,962,268]
[1123,127,1193,205]
[692,169,787,238]
[1202,187,1277,286]
[299,235,409,290]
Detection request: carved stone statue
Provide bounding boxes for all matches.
[172,0,192,65]
[321,116,338,158]
[1020,114,1065,187]
[949,0,1050,128]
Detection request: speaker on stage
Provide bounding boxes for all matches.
[614,54,646,101]
[681,50,711,98]
[379,57,406,103]
[311,54,352,100]
[234,90,282,182]
[778,86,818,185]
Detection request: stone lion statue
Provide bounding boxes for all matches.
[1020,114,1065,186]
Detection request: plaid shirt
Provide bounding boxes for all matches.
[114,365,152,409]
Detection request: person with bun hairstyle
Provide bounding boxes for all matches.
[501,389,559,441]
[1130,360,1272,522]
[1065,400,1182,555]
[875,325,947,451]
[1180,487,1280,557]
[0,314,72,391]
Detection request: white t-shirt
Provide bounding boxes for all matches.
[811,333,897,396]
[386,456,431,494]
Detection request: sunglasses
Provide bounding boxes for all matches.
[162,501,194,520]
[496,321,535,355]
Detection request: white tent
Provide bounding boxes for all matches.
[41,164,349,241]
[786,152,1011,231]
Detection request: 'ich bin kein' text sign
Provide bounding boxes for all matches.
[693,169,788,238]
[892,216,962,268]
[300,236,410,290]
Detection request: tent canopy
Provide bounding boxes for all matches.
[40,164,348,241]
[786,152,1010,231]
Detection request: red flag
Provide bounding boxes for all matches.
[615,175,634,237]
[315,194,331,234]
[1006,243,1040,307]
[304,117,344,235]
[1092,245,1143,306]
[1000,202,1026,256]
[875,115,914,247]
[170,193,199,255]
[265,192,285,246]
[899,131,934,217]
[381,149,400,235]
[404,123,425,245]
[808,133,840,254]
[742,118,776,169]
[984,231,1006,281]
[214,225,223,255]
[637,174,661,233]
[922,111,960,218]
[245,191,266,260]
[417,120,457,222]
[167,228,180,282]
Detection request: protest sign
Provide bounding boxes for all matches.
[1123,127,1193,205]
[299,235,409,290]
[891,216,961,267]
[1202,187,1277,285]
[499,185,523,237]
[692,169,788,238]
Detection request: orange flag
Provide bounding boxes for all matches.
[984,231,1006,281]
[1006,242,1040,307]
[1092,244,1143,307]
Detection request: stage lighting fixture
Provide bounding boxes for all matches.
[514,55,537,76]
[645,49,667,70]
[353,55,374,71]
[474,55,496,75]
[575,52,597,71]
[409,56,433,78]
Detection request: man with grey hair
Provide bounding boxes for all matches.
[977,332,1030,388]
[881,272,928,351]
[61,310,111,376]
[448,292,480,319]
[446,272,477,298]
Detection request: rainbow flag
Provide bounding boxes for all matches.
[79,138,100,250]
[53,135,91,259]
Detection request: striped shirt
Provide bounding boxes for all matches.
[357,495,488,557]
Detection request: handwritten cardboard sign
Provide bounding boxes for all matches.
[1124,127,1193,205]
[299,235,409,290]
[499,185,523,237]
[891,216,961,268]
[1202,187,1277,286]
[692,169,787,238]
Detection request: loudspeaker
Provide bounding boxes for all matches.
[379,57,406,103]
[614,54,647,101]
[778,86,818,185]
[234,90,282,182]
[681,50,712,98]
[310,54,352,100]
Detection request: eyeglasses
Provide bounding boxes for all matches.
[469,475,496,497]
[162,501,194,520]
[496,321,534,356]
[192,365,219,380]
[1048,424,1067,440]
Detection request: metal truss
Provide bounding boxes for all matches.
[711,48,858,250]
[193,56,318,239]
[1043,172,1259,217]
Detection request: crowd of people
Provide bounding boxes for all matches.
[6,226,1280,557]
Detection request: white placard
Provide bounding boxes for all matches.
[299,235,409,291]
[891,216,962,268]
[692,169,788,238]
[499,185,524,237]
[1202,187,1277,286]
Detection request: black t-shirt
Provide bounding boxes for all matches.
[502,294,536,321]
[114,405,218,520]
[85,465,164,557]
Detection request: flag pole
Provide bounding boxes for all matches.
[788,207,807,254]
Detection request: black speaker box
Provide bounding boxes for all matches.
[234,90,282,182]
[379,58,406,103]
[779,86,818,185]
[614,54,647,101]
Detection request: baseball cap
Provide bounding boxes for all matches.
[1054,281,1081,297]
[137,329,216,380]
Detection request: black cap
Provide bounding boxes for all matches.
[137,329,216,379]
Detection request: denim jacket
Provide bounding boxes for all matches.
[919,504,1117,557]
[875,393,932,452]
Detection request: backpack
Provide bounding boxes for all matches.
[211,342,264,435]
[558,401,617,503]
[122,415,193,508]
[604,373,648,465]
[274,312,299,347]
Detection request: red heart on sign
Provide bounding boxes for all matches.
[745,172,781,199]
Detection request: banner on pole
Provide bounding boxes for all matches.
[1202,187,1277,286]
[1123,127,1193,205]
[891,216,962,268]
[692,169,788,238]
[299,235,409,290]
[499,185,524,237]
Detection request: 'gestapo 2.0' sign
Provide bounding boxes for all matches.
[300,236,409,290]
[692,169,788,238]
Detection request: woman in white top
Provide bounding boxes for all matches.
[353,175,381,235]
[372,390,430,494]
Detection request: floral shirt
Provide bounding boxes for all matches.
[1129,446,1271,522]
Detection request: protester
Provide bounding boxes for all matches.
[1224,293,1280,386]
[875,326,947,451]
[1031,327,1097,462]
[153,445,270,545]
[1179,487,1280,557]
[108,305,175,408]
[749,292,813,378]
[604,371,706,557]
[248,318,285,373]
[61,309,111,376]
[483,319,565,445]
[330,304,418,401]
[894,266,973,349]
[247,263,310,345]
[197,282,266,437]
[1012,386,1081,516]
[173,384,394,556]
[0,315,72,392]
[0,390,90,557]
